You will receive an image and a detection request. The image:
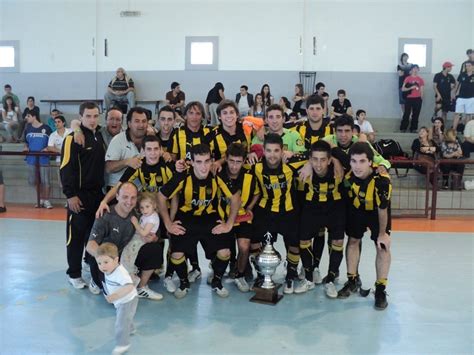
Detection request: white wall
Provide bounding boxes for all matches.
[1,0,471,73]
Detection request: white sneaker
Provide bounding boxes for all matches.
[163,276,177,293]
[137,286,163,300]
[325,282,338,298]
[234,277,250,293]
[43,200,53,209]
[112,344,130,355]
[188,269,202,283]
[294,279,315,294]
[174,286,189,299]
[313,268,323,284]
[298,266,305,280]
[88,280,101,295]
[68,277,86,289]
[211,280,229,298]
[283,280,294,294]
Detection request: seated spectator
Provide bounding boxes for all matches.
[165,82,185,116]
[235,85,253,118]
[355,109,375,143]
[46,109,62,132]
[429,117,445,147]
[205,82,225,126]
[411,127,439,184]
[321,92,330,118]
[23,110,53,209]
[330,89,353,120]
[292,83,307,116]
[279,97,293,118]
[260,84,274,107]
[250,93,265,119]
[283,111,300,129]
[462,116,474,157]
[440,128,464,189]
[1,96,21,142]
[47,115,72,164]
[352,124,361,137]
[104,67,136,111]
[2,84,20,108]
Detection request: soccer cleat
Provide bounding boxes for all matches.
[88,280,101,295]
[294,279,315,294]
[43,200,53,209]
[283,279,294,294]
[188,269,202,283]
[313,268,323,284]
[163,276,177,293]
[324,282,338,298]
[68,277,86,289]
[374,286,388,310]
[337,278,359,299]
[211,279,229,298]
[112,344,130,355]
[137,286,163,300]
[234,277,250,293]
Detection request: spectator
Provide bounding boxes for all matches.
[352,124,361,137]
[235,85,254,118]
[101,107,124,147]
[0,145,5,213]
[462,116,474,157]
[401,64,424,133]
[205,82,225,126]
[165,82,185,116]
[292,83,307,116]
[21,97,40,139]
[314,82,330,116]
[460,49,474,74]
[429,117,445,147]
[330,89,353,120]
[284,111,300,129]
[279,97,293,118]
[104,67,136,111]
[397,53,412,113]
[47,115,72,164]
[411,127,438,184]
[314,82,327,97]
[433,62,456,121]
[440,128,464,190]
[23,110,53,209]
[46,109,62,132]
[355,109,375,143]
[1,96,21,142]
[250,93,265,118]
[260,84,274,107]
[1,84,20,108]
[453,60,474,131]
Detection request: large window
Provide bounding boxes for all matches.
[185,36,219,71]
[398,38,432,73]
[0,41,20,73]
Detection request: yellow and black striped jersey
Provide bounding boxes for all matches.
[171,125,211,161]
[157,129,175,154]
[292,120,333,151]
[160,169,236,216]
[303,165,343,205]
[252,158,306,214]
[119,158,173,193]
[217,165,258,220]
[345,171,392,211]
[208,124,251,160]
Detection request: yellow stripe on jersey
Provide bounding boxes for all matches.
[365,179,375,211]
[60,135,73,169]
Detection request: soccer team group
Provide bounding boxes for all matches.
[62,93,393,315]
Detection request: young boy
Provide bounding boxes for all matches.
[95,242,138,355]
[338,142,392,310]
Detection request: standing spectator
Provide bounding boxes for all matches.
[250,93,265,118]
[205,82,225,126]
[400,65,424,133]
[104,67,136,111]
[21,97,40,139]
[453,61,474,131]
[330,89,353,120]
[23,110,53,208]
[440,128,464,190]
[397,53,412,113]
[60,101,106,289]
[292,83,307,117]
[462,116,474,157]
[429,117,445,147]
[459,49,474,74]
[260,84,274,107]
[235,85,254,118]
[47,115,72,163]
[165,82,185,116]
[1,84,20,108]
[1,96,21,142]
[355,109,375,143]
[433,62,456,121]
[0,145,5,213]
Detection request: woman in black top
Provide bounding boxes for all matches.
[205,82,225,126]
[397,53,412,113]
[411,126,439,183]
[260,84,274,107]
[292,83,307,117]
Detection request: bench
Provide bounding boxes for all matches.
[40,99,164,114]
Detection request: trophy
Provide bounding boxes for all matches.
[250,232,283,305]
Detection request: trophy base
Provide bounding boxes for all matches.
[249,284,283,305]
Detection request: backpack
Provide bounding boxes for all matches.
[374,139,405,159]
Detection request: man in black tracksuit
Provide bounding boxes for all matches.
[60,101,106,290]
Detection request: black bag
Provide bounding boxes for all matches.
[375,139,410,177]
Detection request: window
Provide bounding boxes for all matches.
[0,41,20,73]
[185,36,218,71]
[398,38,432,73]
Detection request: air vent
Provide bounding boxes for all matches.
[120,11,141,17]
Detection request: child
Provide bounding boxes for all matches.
[121,192,161,289]
[96,242,138,355]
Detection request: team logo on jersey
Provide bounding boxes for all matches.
[112,227,120,233]
[264,181,287,190]
[296,139,304,146]
[191,199,212,207]
[156,176,163,183]
[278,174,285,179]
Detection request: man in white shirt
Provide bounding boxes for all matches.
[235,85,254,118]
[355,109,375,143]
[48,115,72,163]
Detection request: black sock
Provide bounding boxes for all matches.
[172,256,188,286]
[327,243,343,282]
[187,248,200,271]
[213,254,230,280]
[299,241,313,281]
[312,231,325,268]
[165,249,174,277]
[286,250,300,280]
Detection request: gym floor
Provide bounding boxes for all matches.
[0,206,473,354]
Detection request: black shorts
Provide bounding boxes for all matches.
[299,202,345,241]
[135,241,164,270]
[170,213,233,257]
[234,221,252,240]
[252,207,299,247]
[436,96,455,113]
[345,207,391,241]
